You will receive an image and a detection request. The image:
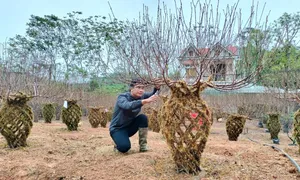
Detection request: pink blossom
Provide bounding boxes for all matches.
[198,118,203,126]
[190,112,198,119]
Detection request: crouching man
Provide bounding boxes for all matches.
[109,78,160,153]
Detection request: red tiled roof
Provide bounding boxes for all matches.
[227,45,238,55]
[179,44,239,58]
[182,59,194,65]
[197,45,238,56]
[198,48,210,55]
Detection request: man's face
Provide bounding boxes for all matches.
[131,84,145,98]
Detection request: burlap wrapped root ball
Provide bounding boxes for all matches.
[144,107,160,133]
[106,107,113,122]
[88,107,101,128]
[61,100,82,131]
[226,114,246,141]
[98,108,107,128]
[267,113,281,139]
[293,109,300,153]
[159,80,213,174]
[42,103,55,123]
[99,107,113,127]
[0,92,33,148]
[104,107,113,123]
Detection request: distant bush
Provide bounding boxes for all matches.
[97,83,127,95]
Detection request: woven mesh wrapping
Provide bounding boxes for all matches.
[293,109,300,153]
[144,107,160,133]
[98,109,108,128]
[88,107,101,128]
[0,93,33,148]
[226,114,246,141]
[159,80,212,174]
[268,113,280,139]
[62,100,81,131]
[42,103,55,123]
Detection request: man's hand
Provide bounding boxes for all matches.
[152,78,161,90]
[154,84,161,90]
[142,95,158,105]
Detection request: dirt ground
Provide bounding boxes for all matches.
[0,118,299,180]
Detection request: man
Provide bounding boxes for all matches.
[109,78,160,153]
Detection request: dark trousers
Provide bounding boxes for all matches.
[110,114,148,153]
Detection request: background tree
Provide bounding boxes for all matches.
[262,12,300,89]
[236,28,271,80]
[260,12,300,115]
[3,12,125,94]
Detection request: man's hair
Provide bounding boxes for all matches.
[129,78,144,87]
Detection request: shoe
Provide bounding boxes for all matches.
[113,145,119,153]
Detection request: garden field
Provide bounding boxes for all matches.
[0,118,299,180]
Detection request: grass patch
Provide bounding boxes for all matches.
[97,83,128,95]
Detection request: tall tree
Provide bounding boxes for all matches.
[262,12,300,91]
[26,14,62,81]
[236,28,270,79]
[7,12,125,83]
[260,12,300,113]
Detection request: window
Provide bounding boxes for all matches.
[210,63,226,81]
[215,49,221,57]
[186,67,197,77]
[189,51,194,56]
[228,63,232,72]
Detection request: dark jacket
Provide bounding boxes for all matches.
[109,88,158,133]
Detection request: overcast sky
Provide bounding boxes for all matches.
[0,0,299,43]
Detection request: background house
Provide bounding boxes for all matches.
[178,43,239,83]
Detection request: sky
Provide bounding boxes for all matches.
[0,0,299,43]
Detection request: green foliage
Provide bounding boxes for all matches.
[236,28,270,79]
[259,12,300,89]
[272,12,300,45]
[97,83,127,95]
[7,11,127,82]
[260,45,300,89]
[89,79,100,91]
[236,13,300,90]
[87,75,127,94]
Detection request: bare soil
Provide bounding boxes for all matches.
[0,118,299,180]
